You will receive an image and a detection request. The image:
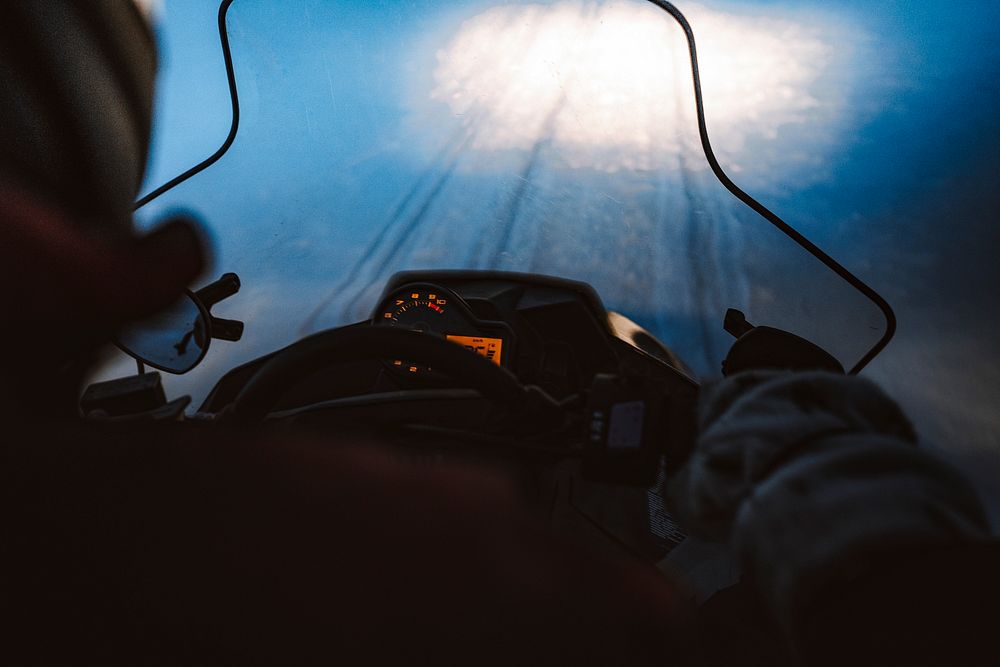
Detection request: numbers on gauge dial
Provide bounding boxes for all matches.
[382,292,449,331]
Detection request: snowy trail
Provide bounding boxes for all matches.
[300,56,750,377]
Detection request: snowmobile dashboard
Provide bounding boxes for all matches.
[372,271,620,386]
[193,271,698,484]
[88,271,697,559]
[202,271,691,406]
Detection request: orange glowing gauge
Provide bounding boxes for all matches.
[381,292,451,327]
[376,284,511,375]
[446,335,503,366]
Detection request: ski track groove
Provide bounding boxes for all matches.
[298,3,749,376]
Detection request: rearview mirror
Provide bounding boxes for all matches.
[115,290,211,374]
[115,273,244,375]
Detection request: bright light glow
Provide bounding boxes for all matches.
[430,1,838,175]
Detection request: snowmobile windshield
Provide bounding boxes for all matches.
[130,0,892,401]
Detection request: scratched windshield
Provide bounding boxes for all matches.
[121,0,898,404]
[80,0,1000,524]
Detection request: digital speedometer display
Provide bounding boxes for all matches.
[446,335,503,365]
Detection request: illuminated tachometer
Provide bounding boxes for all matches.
[380,290,468,336]
[381,291,456,331]
[375,285,507,372]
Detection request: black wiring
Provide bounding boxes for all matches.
[132,0,238,210]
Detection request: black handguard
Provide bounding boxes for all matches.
[721,309,843,376]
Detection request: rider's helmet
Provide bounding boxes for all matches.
[0,2,209,417]
[0,1,157,233]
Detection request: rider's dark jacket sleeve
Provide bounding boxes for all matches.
[667,371,991,659]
